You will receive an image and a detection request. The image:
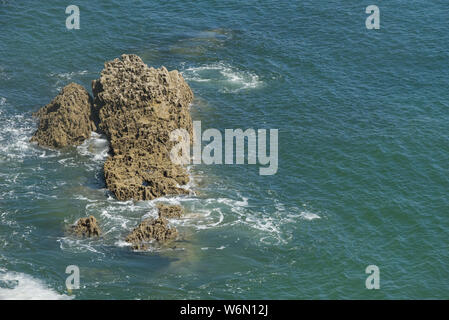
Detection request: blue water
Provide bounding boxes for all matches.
[1,0,449,299]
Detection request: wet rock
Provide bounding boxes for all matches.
[92,54,193,201]
[125,217,178,250]
[31,54,194,202]
[157,203,184,219]
[70,216,101,238]
[31,83,96,148]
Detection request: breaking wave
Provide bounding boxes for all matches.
[48,70,91,92]
[181,62,262,93]
[299,211,321,221]
[0,102,45,162]
[77,132,110,162]
[0,271,72,300]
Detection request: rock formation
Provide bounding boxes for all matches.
[70,216,101,238]
[32,54,194,247]
[91,54,193,201]
[31,83,96,148]
[157,203,184,219]
[125,217,178,250]
[31,55,193,202]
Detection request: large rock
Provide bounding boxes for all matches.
[92,54,193,201]
[70,216,101,238]
[31,83,96,148]
[125,217,178,250]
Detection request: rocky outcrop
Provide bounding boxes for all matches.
[32,54,195,250]
[70,216,101,238]
[91,54,194,201]
[157,203,184,219]
[31,55,193,201]
[125,217,178,250]
[31,83,96,148]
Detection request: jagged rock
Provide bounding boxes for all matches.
[157,203,184,219]
[70,216,101,238]
[31,83,96,148]
[125,217,178,250]
[92,54,193,201]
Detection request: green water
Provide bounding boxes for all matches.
[0,0,448,299]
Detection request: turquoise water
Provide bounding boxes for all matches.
[1,0,449,299]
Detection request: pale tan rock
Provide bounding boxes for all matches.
[157,203,184,219]
[31,83,96,148]
[92,54,193,201]
[125,217,178,250]
[70,216,101,238]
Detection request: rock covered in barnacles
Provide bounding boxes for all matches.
[91,54,194,201]
[125,217,178,250]
[157,203,184,219]
[70,216,101,238]
[31,83,96,148]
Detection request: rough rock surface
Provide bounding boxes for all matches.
[125,217,178,250]
[92,54,194,201]
[32,55,194,249]
[31,83,96,148]
[70,216,101,238]
[157,203,184,219]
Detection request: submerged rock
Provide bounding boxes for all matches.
[31,83,96,148]
[157,203,184,219]
[92,54,194,201]
[70,216,101,238]
[125,217,178,250]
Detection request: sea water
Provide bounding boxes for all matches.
[0,0,448,299]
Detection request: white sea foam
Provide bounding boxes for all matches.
[64,184,317,251]
[0,97,62,162]
[299,211,321,221]
[58,157,77,167]
[0,271,72,300]
[48,70,90,92]
[0,113,42,161]
[73,195,99,202]
[57,236,105,256]
[58,153,314,252]
[49,70,89,79]
[0,67,9,80]
[181,62,262,93]
[115,240,132,248]
[77,132,110,162]
[100,209,131,229]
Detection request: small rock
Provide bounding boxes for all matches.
[70,216,101,238]
[125,217,178,250]
[157,203,184,219]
